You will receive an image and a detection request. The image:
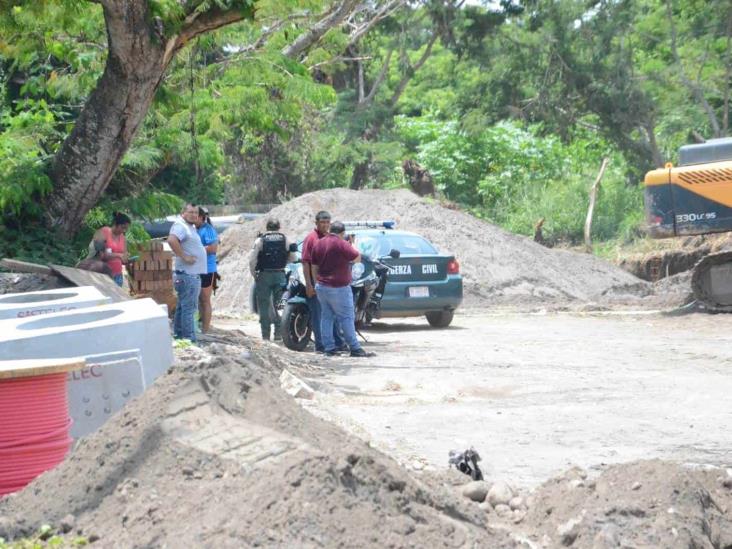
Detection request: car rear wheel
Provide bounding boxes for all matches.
[425,310,453,328]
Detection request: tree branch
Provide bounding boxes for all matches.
[389,31,438,108]
[345,0,406,49]
[282,0,361,59]
[362,47,393,105]
[309,55,373,69]
[166,7,254,64]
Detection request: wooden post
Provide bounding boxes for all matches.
[584,157,610,251]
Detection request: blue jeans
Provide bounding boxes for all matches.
[173,272,201,342]
[316,284,360,352]
[307,295,345,351]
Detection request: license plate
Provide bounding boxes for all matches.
[408,286,429,298]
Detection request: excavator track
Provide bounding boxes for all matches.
[691,251,732,312]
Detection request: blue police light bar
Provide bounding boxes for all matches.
[343,220,396,230]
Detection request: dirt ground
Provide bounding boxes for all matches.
[227,309,732,489]
[2,313,732,547]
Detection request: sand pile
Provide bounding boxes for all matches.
[0,333,516,548]
[519,461,732,547]
[213,189,646,315]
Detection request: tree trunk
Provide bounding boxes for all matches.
[45,2,168,235]
[584,158,610,251]
[43,2,253,238]
[350,156,370,189]
[644,121,665,168]
[43,0,359,237]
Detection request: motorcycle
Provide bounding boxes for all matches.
[280,250,399,351]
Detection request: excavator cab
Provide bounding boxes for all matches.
[644,137,732,239]
[643,137,732,310]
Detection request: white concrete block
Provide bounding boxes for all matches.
[67,350,145,439]
[0,286,111,320]
[0,298,173,387]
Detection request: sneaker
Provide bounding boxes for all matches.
[334,344,349,353]
[324,349,341,357]
[350,348,375,358]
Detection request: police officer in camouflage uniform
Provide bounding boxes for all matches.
[248,218,295,340]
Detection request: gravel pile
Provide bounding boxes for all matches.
[214,189,646,315]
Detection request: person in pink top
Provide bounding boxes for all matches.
[98,212,131,287]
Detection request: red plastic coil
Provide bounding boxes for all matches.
[0,373,73,496]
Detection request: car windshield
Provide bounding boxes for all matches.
[355,233,437,257]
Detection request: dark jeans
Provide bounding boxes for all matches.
[173,272,201,342]
[307,294,344,352]
[255,270,286,339]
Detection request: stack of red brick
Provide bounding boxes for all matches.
[129,241,173,293]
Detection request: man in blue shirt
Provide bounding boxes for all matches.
[195,206,218,334]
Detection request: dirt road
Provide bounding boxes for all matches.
[226,310,732,488]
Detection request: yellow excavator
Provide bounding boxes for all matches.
[644,138,732,311]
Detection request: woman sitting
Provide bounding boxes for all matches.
[92,212,131,287]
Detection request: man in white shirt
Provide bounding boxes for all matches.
[168,203,207,342]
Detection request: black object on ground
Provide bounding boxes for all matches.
[448,447,483,481]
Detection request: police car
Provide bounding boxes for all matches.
[348,221,462,327]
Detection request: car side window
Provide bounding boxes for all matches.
[385,235,437,255]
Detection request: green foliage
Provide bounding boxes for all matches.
[396,115,643,243]
[2,0,731,260]
[0,525,88,548]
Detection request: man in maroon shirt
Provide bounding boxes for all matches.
[301,211,345,352]
[310,221,374,358]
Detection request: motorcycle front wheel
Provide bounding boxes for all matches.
[282,303,312,351]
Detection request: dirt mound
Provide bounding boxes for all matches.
[620,233,732,282]
[214,189,645,314]
[519,461,732,548]
[0,333,516,548]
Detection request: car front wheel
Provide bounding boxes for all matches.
[282,303,312,351]
[425,310,454,328]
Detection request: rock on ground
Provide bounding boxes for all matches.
[488,481,515,507]
[461,480,490,502]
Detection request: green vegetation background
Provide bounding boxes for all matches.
[1,0,730,263]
